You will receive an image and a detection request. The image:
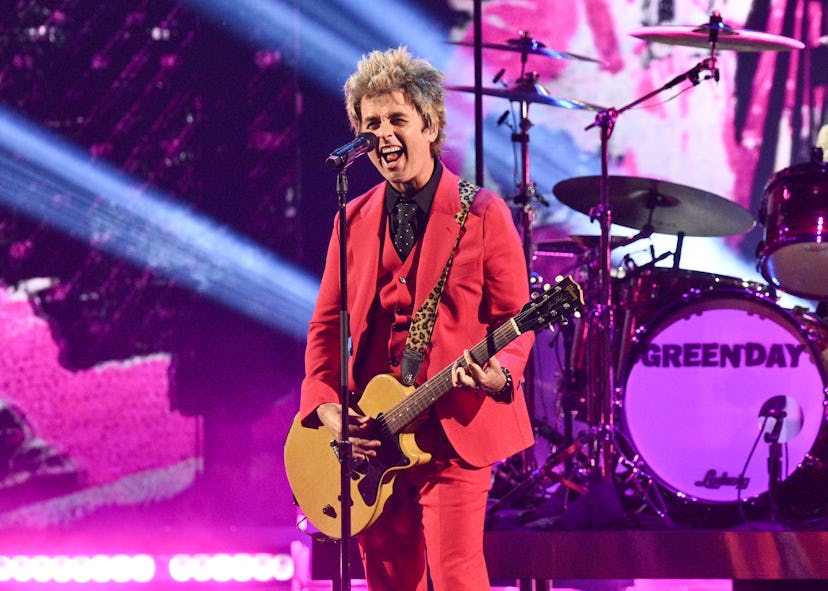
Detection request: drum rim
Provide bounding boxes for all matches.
[765,161,828,187]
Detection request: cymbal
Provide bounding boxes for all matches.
[568,234,634,249]
[552,176,756,236]
[446,75,605,111]
[533,228,632,251]
[448,38,602,64]
[629,23,805,52]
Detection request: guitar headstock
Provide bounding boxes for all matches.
[516,275,584,334]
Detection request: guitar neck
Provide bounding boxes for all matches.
[380,317,521,436]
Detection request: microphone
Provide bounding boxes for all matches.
[325,132,378,169]
[765,409,786,443]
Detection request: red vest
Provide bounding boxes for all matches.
[355,216,420,390]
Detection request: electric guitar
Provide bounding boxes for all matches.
[284,275,583,539]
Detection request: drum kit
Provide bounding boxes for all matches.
[448,14,828,526]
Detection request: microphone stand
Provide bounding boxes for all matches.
[334,167,353,591]
[764,411,786,524]
[581,12,722,480]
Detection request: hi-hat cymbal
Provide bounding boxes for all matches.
[552,176,756,236]
[446,74,605,111]
[629,23,805,52]
[448,38,602,64]
[568,234,634,249]
[532,225,632,250]
[534,235,632,254]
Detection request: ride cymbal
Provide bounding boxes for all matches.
[629,23,805,52]
[552,176,755,236]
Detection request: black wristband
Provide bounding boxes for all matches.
[490,367,514,403]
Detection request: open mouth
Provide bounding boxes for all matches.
[380,145,404,163]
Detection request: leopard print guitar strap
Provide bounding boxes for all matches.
[400,178,480,386]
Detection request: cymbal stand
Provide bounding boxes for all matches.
[512,30,540,78]
[581,12,723,480]
[513,93,548,475]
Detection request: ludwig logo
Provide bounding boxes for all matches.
[695,469,750,490]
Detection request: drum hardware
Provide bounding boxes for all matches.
[457,17,816,526]
[545,11,790,514]
[734,397,804,530]
[760,400,790,524]
[447,32,603,484]
[446,32,605,112]
[611,429,670,520]
[488,431,594,515]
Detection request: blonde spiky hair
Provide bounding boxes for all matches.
[344,46,446,156]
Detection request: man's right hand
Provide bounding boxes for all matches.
[316,402,381,462]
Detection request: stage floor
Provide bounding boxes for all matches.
[312,528,828,584]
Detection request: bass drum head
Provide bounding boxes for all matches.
[620,291,828,519]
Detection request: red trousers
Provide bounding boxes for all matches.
[357,457,493,591]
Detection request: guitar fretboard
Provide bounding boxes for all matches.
[375,277,580,436]
[380,318,520,435]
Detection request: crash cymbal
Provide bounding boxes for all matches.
[552,176,756,236]
[629,23,805,52]
[448,39,602,64]
[446,74,605,111]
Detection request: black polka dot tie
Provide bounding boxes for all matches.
[393,199,418,260]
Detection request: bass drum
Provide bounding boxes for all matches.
[620,290,828,522]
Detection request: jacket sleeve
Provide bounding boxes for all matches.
[480,192,535,394]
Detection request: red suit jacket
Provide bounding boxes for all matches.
[300,166,535,467]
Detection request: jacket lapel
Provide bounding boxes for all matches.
[414,169,463,311]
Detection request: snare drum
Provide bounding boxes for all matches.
[620,290,828,511]
[758,162,828,299]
